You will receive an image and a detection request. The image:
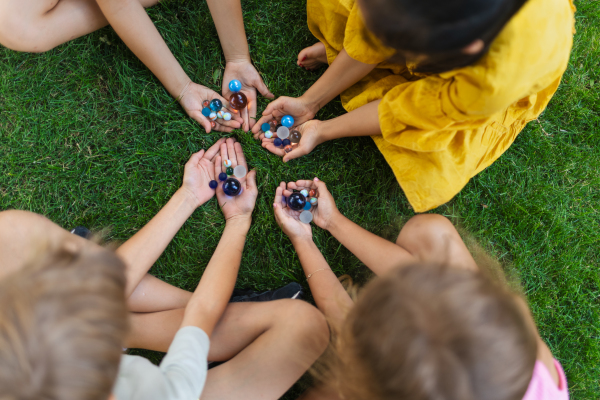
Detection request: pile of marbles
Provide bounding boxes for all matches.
[287,189,318,224]
[201,80,248,129]
[208,160,247,197]
[260,116,302,154]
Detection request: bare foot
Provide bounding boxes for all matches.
[297,42,327,70]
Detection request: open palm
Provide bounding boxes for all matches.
[181,138,227,208]
[273,182,312,240]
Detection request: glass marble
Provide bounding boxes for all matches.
[209,180,218,189]
[261,123,271,132]
[210,99,223,112]
[222,178,242,196]
[202,100,210,108]
[202,107,211,117]
[226,167,234,175]
[217,110,225,119]
[223,112,232,121]
[211,121,217,128]
[269,120,278,131]
[209,112,217,121]
[309,189,316,197]
[288,192,307,211]
[290,130,302,143]
[273,138,283,147]
[282,139,291,146]
[299,210,313,224]
[303,202,312,211]
[233,165,247,178]
[229,92,248,110]
[300,189,309,197]
[229,79,242,93]
[284,145,293,153]
[310,197,318,205]
[223,160,232,168]
[218,172,227,181]
[264,131,273,139]
[281,115,294,128]
[276,126,290,140]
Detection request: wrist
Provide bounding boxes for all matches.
[291,235,314,248]
[225,55,251,64]
[175,187,203,209]
[225,215,252,229]
[325,211,345,233]
[299,94,321,117]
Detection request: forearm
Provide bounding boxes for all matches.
[302,49,377,112]
[206,0,250,62]
[181,217,251,335]
[327,213,415,276]
[318,100,382,142]
[292,238,353,326]
[95,0,190,98]
[116,189,197,298]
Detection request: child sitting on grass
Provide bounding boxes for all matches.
[254,0,575,213]
[273,178,568,400]
[0,138,329,400]
[0,0,273,132]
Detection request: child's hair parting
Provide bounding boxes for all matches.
[359,0,529,73]
[316,263,538,400]
[0,244,129,400]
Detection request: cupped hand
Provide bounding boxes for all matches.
[214,138,258,221]
[258,119,323,162]
[181,138,227,208]
[251,96,318,137]
[222,60,274,132]
[273,182,312,241]
[179,82,243,133]
[285,178,339,230]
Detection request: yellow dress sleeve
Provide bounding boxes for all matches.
[343,4,396,64]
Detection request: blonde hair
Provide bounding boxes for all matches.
[316,263,537,400]
[0,244,129,400]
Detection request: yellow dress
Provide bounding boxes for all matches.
[307,0,575,212]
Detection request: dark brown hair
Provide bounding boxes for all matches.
[0,245,129,400]
[359,0,528,73]
[318,264,537,400]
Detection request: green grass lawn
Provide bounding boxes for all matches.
[1,0,599,398]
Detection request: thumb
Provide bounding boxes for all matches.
[245,169,258,192]
[313,178,330,196]
[262,98,285,116]
[187,149,206,166]
[254,77,274,99]
[283,146,308,163]
[189,111,211,133]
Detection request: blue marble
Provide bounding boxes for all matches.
[288,192,307,211]
[209,180,218,189]
[281,115,294,128]
[210,99,223,112]
[229,79,242,93]
[282,139,291,146]
[202,107,211,117]
[261,123,271,132]
[218,172,228,182]
[273,138,283,147]
[222,178,242,196]
[303,202,312,211]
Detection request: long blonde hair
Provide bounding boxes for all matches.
[0,244,129,400]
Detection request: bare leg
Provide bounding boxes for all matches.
[297,42,328,70]
[0,0,159,52]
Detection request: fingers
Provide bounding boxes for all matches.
[187,149,205,166]
[220,142,229,172]
[312,178,330,197]
[214,155,222,179]
[254,76,274,99]
[261,139,286,157]
[226,139,237,168]
[242,103,251,132]
[245,169,257,192]
[205,138,226,161]
[262,97,289,117]
[282,145,308,163]
[252,114,272,135]
[234,142,247,170]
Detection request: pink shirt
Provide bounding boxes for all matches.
[522,359,569,400]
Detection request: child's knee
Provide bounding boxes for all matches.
[277,300,330,352]
[396,214,460,260]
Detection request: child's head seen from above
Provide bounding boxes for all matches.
[0,243,128,400]
[358,0,528,72]
[324,263,538,400]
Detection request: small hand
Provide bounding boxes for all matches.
[273,182,312,240]
[251,96,318,138]
[180,138,227,208]
[214,138,258,221]
[179,82,243,133]
[285,178,339,231]
[258,119,323,162]
[222,60,274,132]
